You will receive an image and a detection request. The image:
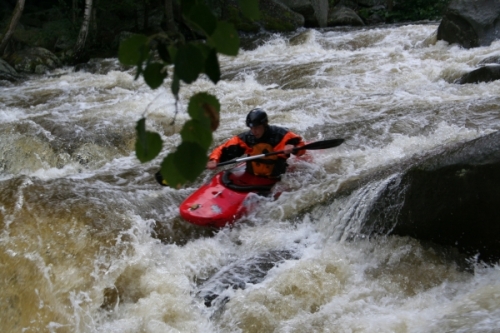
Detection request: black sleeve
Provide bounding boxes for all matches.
[219,145,246,162]
[285,137,302,146]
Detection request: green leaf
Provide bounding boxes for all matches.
[186,3,217,36]
[204,48,221,84]
[119,34,149,66]
[168,45,177,63]
[194,43,220,83]
[160,141,209,188]
[238,0,260,20]
[208,21,240,56]
[157,43,171,64]
[195,43,211,58]
[134,63,143,80]
[174,44,204,83]
[188,92,220,131]
[160,153,186,189]
[180,119,213,150]
[173,142,208,181]
[135,118,163,163]
[144,62,167,89]
[181,0,197,16]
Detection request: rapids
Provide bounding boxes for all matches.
[1,23,500,332]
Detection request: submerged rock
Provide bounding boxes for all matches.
[74,58,131,75]
[457,65,500,84]
[197,250,297,309]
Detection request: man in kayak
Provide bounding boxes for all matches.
[206,108,305,178]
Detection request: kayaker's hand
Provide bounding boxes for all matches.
[284,144,295,154]
[206,159,218,169]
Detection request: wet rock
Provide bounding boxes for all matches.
[457,65,500,84]
[327,6,365,27]
[0,58,21,82]
[478,54,500,66]
[222,0,305,32]
[74,58,131,75]
[100,287,119,310]
[437,0,500,48]
[364,6,386,25]
[364,131,500,263]
[197,250,297,309]
[256,0,305,32]
[278,0,328,27]
[5,47,61,74]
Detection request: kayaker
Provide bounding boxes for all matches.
[206,108,305,178]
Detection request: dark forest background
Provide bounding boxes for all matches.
[0,0,450,62]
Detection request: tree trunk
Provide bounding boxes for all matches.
[91,0,97,44]
[165,0,177,35]
[387,0,393,11]
[73,0,93,62]
[72,0,78,24]
[0,0,25,56]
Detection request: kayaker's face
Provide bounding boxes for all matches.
[250,124,265,139]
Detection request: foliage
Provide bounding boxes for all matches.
[387,0,451,22]
[119,0,259,188]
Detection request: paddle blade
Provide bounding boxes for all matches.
[298,138,344,151]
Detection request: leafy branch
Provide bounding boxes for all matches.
[118,0,259,188]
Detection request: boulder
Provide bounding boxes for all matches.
[362,131,500,263]
[222,0,305,32]
[197,250,297,308]
[457,64,500,84]
[0,58,21,81]
[278,0,329,27]
[5,47,61,74]
[276,0,315,25]
[311,0,329,27]
[437,0,500,48]
[327,5,365,26]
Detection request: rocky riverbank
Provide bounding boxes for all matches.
[0,0,449,78]
[2,1,500,88]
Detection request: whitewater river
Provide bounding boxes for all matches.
[2,23,500,332]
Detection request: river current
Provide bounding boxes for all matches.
[1,23,500,332]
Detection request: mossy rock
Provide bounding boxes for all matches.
[260,0,305,31]
[5,47,61,74]
[0,58,21,82]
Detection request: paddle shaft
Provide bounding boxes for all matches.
[216,138,344,167]
[155,138,344,186]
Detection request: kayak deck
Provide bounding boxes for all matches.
[179,165,278,227]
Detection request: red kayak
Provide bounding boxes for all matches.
[177,139,345,227]
[179,164,279,227]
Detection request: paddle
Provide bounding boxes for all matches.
[155,138,344,186]
[216,138,344,167]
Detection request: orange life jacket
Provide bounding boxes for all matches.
[248,143,278,176]
[209,125,305,177]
